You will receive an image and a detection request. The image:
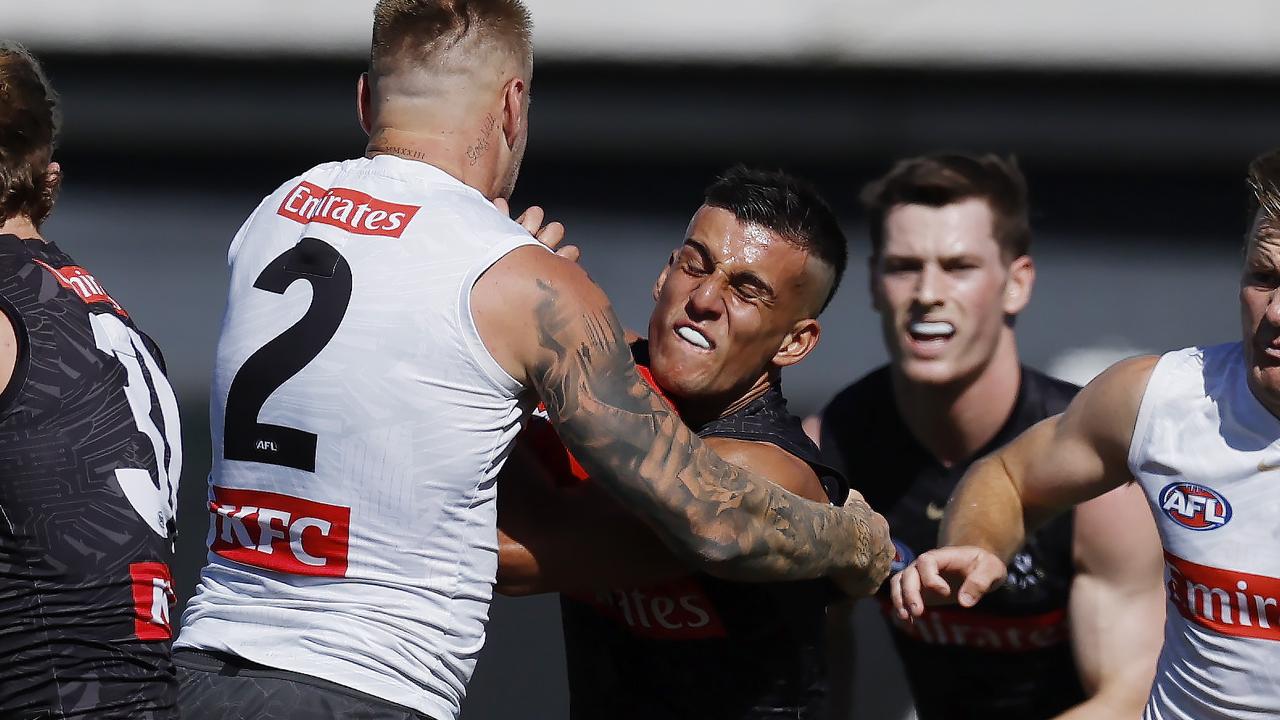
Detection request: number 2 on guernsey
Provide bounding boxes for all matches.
[223,237,352,472]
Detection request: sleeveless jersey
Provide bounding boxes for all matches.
[819,366,1083,719]
[0,235,182,719]
[176,156,543,720]
[551,343,848,719]
[1129,342,1280,719]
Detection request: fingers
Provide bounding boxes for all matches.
[956,553,1007,607]
[493,198,510,217]
[515,205,545,237]
[556,244,581,262]
[890,566,914,620]
[538,221,566,249]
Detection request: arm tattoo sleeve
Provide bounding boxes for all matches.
[529,279,880,582]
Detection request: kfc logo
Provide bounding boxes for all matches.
[277,181,419,238]
[129,561,175,641]
[209,486,350,577]
[1160,482,1232,531]
[33,259,127,316]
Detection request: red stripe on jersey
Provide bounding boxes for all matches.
[129,562,174,641]
[277,181,420,238]
[1166,552,1280,641]
[209,486,351,578]
[879,598,1069,652]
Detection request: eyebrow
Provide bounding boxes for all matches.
[683,238,777,300]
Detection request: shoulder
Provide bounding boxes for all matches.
[1058,354,1160,451]
[0,235,35,280]
[702,436,826,503]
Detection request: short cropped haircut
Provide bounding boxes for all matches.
[1247,149,1280,238]
[704,166,848,314]
[862,153,1031,261]
[371,0,533,76]
[0,43,59,226]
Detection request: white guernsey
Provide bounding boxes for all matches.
[177,155,542,720]
[1131,343,1280,720]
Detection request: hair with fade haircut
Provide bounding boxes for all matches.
[703,165,848,314]
[1247,148,1280,241]
[370,0,533,78]
[0,42,60,226]
[862,153,1031,261]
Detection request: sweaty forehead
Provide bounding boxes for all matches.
[881,198,1000,258]
[687,206,805,270]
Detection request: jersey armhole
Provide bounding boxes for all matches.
[457,236,548,395]
[0,293,30,417]
[1126,352,1170,478]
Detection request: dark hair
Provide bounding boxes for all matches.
[371,0,533,76]
[703,165,848,314]
[861,153,1031,261]
[0,43,59,226]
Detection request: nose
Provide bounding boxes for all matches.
[686,269,727,320]
[914,263,943,307]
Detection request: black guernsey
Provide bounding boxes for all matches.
[819,365,1081,719]
[0,235,180,719]
[560,345,848,719]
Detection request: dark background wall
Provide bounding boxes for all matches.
[30,52,1278,718]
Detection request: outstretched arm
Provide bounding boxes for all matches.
[475,247,893,593]
[890,355,1157,616]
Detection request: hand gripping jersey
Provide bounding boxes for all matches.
[1130,343,1280,720]
[0,235,182,719]
[543,342,848,720]
[819,366,1083,720]
[176,156,542,720]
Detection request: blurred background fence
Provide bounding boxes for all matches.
[6,1,1279,717]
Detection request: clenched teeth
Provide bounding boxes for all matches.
[677,326,711,349]
[910,321,955,338]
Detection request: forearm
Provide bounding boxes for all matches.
[938,453,1029,562]
[529,279,881,582]
[564,407,874,581]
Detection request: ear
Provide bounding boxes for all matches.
[868,254,886,313]
[1002,254,1035,315]
[357,73,373,135]
[43,161,62,196]
[501,76,527,150]
[772,318,822,369]
[652,251,676,302]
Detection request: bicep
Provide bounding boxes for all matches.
[1069,483,1164,704]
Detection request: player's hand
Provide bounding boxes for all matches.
[494,199,577,261]
[889,546,1007,620]
[830,491,894,598]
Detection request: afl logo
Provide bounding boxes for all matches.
[890,538,915,573]
[1159,482,1232,531]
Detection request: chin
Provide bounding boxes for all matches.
[896,357,969,387]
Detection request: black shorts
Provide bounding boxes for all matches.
[176,649,436,720]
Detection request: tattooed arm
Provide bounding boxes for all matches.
[473,246,893,591]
